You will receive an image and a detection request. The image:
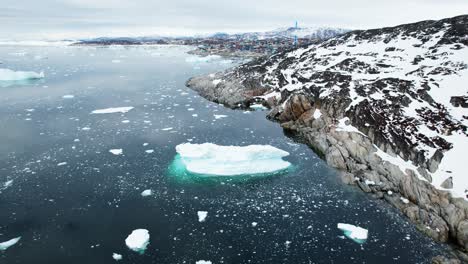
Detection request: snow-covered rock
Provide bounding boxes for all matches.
[186,15,468,250]
[175,143,291,176]
[337,223,368,244]
[125,229,150,253]
[0,68,44,81]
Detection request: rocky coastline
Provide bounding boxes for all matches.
[186,15,468,263]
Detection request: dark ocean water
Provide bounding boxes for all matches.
[0,45,449,263]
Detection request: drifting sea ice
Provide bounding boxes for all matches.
[337,223,368,244]
[0,237,21,251]
[109,149,123,155]
[112,253,122,261]
[196,261,212,264]
[125,229,150,253]
[198,211,208,222]
[175,143,291,176]
[0,68,44,81]
[141,189,153,197]
[91,107,134,114]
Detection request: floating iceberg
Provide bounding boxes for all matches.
[174,143,291,176]
[141,189,152,197]
[0,236,21,251]
[109,149,123,155]
[337,223,368,244]
[91,107,134,114]
[125,229,150,253]
[196,261,212,264]
[198,211,208,222]
[112,253,122,261]
[0,68,44,81]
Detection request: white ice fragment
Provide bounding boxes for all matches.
[112,253,122,261]
[4,180,13,188]
[212,79,222,85]
[198,211,208,222]
[109,149,123,155]
[252,222,258,227]
[175,143,291,176]
[145,149,154,154]
[141,189,152,197]
[0,68,44,81]
[125,229,150,253]
[337,223,368,243]
[57,162,67,166]
[387,191,393,195]
[0,237,21,251]
[91,107,134,114]
[196,261,212,264]
[161,127,173,131]
[62,95,74,99]
[112,59,121,63]
[214,114,228,120]
[401,197,410,204]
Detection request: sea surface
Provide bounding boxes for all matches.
[0,45,450,263]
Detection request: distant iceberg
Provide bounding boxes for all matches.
[173,143,291,176]
[0,68,44,81]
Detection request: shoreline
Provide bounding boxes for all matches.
[185,72,468,263]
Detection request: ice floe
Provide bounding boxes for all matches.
[141,189,152,197]
[112,253,122,261]
[175,143,291,176]
[337,223,368,244]
[0,68,44,81]
[125,229,150,253]
[109,149,123,155]
[62,95,74,99]
[0,237,21,251]
[196,261,212,264]
[198,211,208,222]
[91,107,134,114]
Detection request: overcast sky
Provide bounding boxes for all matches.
[1,0,467,40]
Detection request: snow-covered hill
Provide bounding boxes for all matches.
[187,15,468,250]
[228,27,349,40]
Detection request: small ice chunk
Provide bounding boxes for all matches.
[196,261,212,264]
[214,114,228,120]
[112,253,122,261]
[0,237,21,251]
[161,127,173,131]
[125,229,150,253]
[252,222,258,227]
[145,149,154,154]
[57,162,67,166]
[401,197,410,204]
[91,107,134,114]
[337,223,368,244]
[109,149,123,155]
[175,143,291,176]
[4,180,13,188]
[112,59,121,63]
[198,211,208,222]
[0,68,44,81]
[141,189,152,197]
[62,95,74,99]
[121,120,130,124]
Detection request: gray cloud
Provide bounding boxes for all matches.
[1,0,467,40]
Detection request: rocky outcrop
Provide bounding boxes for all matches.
[186,14,468,257]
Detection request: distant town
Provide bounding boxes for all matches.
[73,26,349,58]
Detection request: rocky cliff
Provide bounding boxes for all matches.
[187,15,468,259]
